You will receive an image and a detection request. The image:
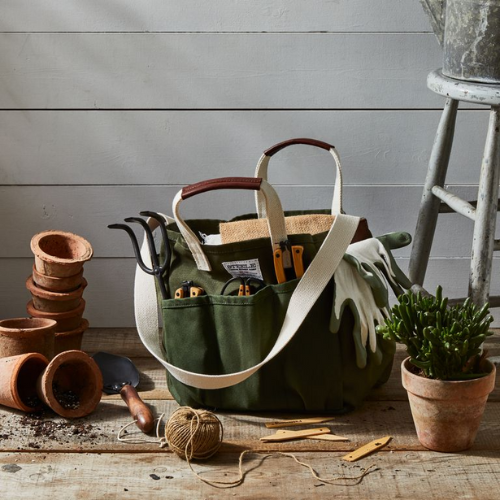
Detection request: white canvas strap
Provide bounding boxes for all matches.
[135,212,360,390]
[172,179,288,272]
[254,146,343,217]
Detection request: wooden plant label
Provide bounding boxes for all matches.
[276,430,349,442]
[265,417,335,428]
[260,427,331,442]
[342,436,392,462]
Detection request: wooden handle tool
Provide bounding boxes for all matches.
[120,385,155,433]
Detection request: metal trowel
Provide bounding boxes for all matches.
[92,351,154,433]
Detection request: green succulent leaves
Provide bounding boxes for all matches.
[376,286,493,380]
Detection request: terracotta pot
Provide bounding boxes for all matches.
[36,350,102,418]
[32,265,84,293]
[0,318,56,360]
[0,353,49,411]
[26,275,87,313]
[401,357,496,452]
[30,230,93,278]
[27,299,86,333]
[54,319,89,356]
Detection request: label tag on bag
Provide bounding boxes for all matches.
[222,258,263,280]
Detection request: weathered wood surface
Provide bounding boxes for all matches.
[0,33,443,109]
[1,0,430,33]
[0,329,499,498]
[1,451,500,499]
[1,398,499,454]
[0,110,491,186]
[0,185,496,258]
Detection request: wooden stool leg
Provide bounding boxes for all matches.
[469,106,500,307]
[409,98,459,286]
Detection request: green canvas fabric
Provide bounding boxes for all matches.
[159,210,400,413]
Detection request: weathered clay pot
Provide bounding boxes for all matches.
[0,318,56,360]
[32,265,84,293]
[0,353,49,411]
[402,357,496,452]
[54,319,89,356]
[26,276,87,313]
[27,299,86,333]
[36,350,102,418]
[31,230,93,278]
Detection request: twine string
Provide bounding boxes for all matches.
[185,449,378,489]
[117,406,379,489]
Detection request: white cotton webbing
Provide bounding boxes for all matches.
[135,213,360,390]
[254,147,343,217]
[172,179,288,272]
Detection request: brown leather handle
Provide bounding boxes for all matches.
[264,138,334,157]
[181,177,263,200]
[120,384,155,433]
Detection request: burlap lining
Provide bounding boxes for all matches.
[220,214,335,244]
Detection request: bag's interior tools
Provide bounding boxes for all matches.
[108,211,171,300]
[274,241,304,283]
[175,280,205,298]
[220,276,265,296]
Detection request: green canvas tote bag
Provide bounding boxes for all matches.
[134,173,411,413]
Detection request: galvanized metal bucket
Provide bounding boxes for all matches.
[421,0,500,83]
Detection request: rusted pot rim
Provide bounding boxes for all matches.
[39,350,102,418]
[26,276,87,301]
[0,317,57,335]
[7,352,49,412]
[31,230,93,265]
[55,318,89,337]
[401,357,496,401]
[27,299,86,319]
[32,265,84,291]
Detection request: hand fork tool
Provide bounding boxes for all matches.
[108,211,171,300]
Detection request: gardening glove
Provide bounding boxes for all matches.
[330,233,412,369]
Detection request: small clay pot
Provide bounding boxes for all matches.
[54,319,89,356]
[26,276,87,313]
[0,318,56,360]
[31,230,93,278]
[27,299,86,333]
[32,265,84,293]
[37,350,102,418]
[0,353,49,411]
[402,357,496,452]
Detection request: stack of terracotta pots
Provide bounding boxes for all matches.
[26,230,93,356]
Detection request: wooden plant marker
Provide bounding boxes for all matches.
[260,427,331,443]
[265,417,335,429]
[342,436,392,462]
[276,430,349,442]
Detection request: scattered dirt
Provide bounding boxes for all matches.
[53,385,80,410]
[19,410,97,443]
[23,395,43,409]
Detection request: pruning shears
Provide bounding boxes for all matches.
[175,280,205,299]
[221,277,266,296]
[273,241,304,284]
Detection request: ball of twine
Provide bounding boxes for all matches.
[165,407,223,461]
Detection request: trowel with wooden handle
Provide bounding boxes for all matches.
[92,351,155,433]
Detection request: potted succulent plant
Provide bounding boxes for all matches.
[377,286,496,452]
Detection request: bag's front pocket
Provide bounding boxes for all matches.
[161,280,345,412]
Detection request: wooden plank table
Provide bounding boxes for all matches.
[1,329,499,499]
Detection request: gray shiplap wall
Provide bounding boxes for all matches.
[1,1,498,327]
